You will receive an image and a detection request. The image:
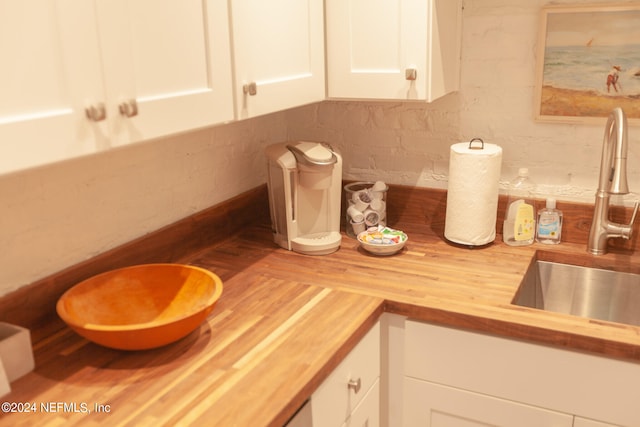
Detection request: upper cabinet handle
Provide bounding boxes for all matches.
[118,99,138,118]
[405,68,417,81]
[243,82,258,96]
[85,103,107,122]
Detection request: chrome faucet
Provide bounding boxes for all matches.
[588,107,639,255]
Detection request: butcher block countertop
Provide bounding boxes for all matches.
[3,269,383,427]
[3,185,640,426]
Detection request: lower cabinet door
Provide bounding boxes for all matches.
[403,378,573,427]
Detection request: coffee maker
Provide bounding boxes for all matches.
[265,141,342,255]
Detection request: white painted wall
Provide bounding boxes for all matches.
[0,114,289,296]
[1,0,639,296]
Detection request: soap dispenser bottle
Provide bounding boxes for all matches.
[536,198,562,244]
[503,168,536,246]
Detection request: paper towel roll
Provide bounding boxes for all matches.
[444,141,502,246]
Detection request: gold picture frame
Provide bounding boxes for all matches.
[534,3,640,125]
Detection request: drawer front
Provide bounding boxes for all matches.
[343,379,380,427]
[312,321,380,426]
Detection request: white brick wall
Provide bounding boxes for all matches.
[1,0,638,295]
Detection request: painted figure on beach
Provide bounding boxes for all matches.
[606,65,621,92]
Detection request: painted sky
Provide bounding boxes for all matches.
[545,9,640,47]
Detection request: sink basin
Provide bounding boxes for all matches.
[512,258,640,327]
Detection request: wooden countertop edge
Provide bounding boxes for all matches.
[384,300,640,361]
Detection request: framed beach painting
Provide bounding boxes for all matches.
[534,3,640,125]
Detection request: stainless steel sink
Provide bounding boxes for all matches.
[512,259,640,326]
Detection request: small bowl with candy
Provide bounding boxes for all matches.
[357,226,408,256]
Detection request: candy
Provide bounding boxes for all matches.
[358,226,407,245]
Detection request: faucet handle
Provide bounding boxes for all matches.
[630,200,639,226]
[622,201,640,240]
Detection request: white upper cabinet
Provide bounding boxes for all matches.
[229,0,325,119]
[95,0,234,147]
[0,0,234,175]
[0,1,102,174]
[325,0,462,101]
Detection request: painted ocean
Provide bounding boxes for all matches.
[543,44,640,96]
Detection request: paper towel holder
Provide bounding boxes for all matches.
[468,137,484,150]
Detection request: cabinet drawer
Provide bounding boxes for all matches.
[312,321,380,427]
[343,379,380,427]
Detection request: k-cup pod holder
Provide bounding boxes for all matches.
[344,181,388,238]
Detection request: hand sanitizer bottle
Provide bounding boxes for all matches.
[536,198,562,244]
[503,168,536,246]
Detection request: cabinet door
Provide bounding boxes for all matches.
[326,0,461,101]
[95,0,234,146]
[0,0,106,174]
[230,0,325,119]
[404,379,573,427]
[404,320,640,426]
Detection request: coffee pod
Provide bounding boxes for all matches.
[370,198,385,212]
[371,181,387,192]
[352,191,369,211]
[347,205,364,223]
[350,219,366,235]
[363,209,380,227]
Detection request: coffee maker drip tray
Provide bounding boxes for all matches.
[291,231,342,255]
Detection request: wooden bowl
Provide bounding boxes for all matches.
[56,264,223,350]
